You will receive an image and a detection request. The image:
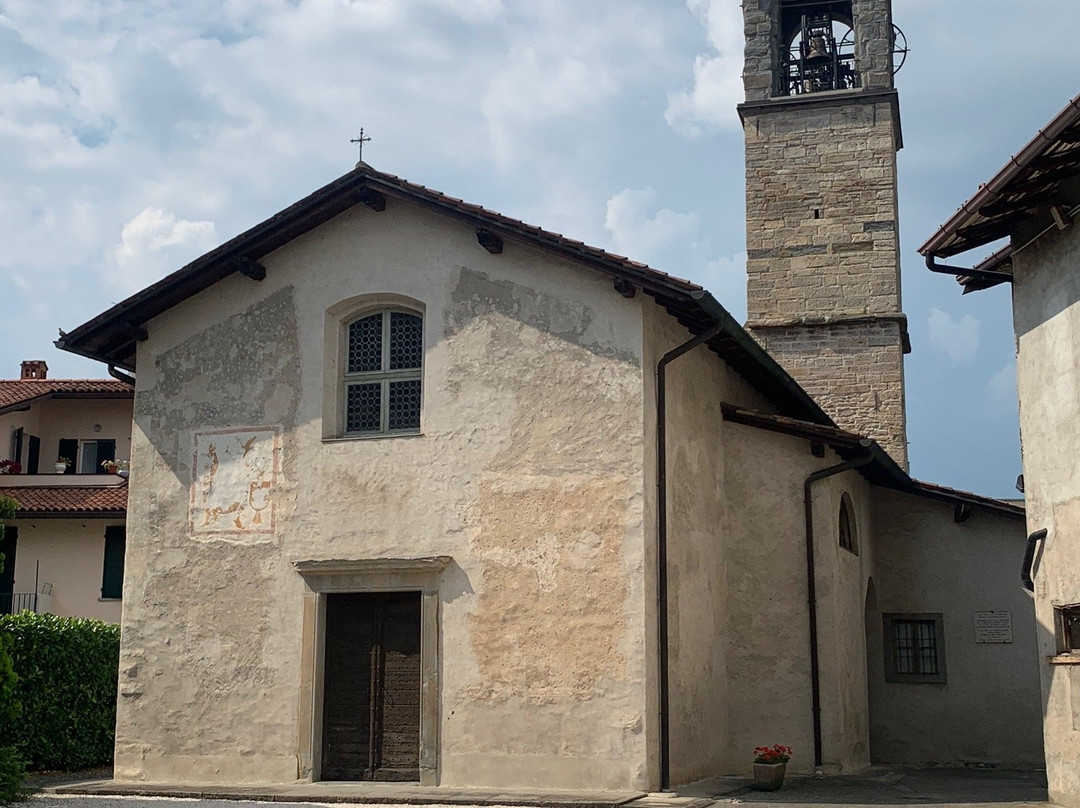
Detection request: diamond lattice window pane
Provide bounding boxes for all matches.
[348,315,383,373]
[388,379,422,430]
[389,312,423,370]
[346,382,382,432]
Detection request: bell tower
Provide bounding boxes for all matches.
[740,0,910,468]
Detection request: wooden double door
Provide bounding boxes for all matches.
[321,591,422,781]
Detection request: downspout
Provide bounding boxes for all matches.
[1021,528,1048,592]
[803,452,872,769]
[924,254,1015,284]
[108,365,136,387]
[656,319,725,791]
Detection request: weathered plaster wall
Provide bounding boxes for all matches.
[868,489,1041,766]
[641,300,776,786]
[10,519,123,622]
[721,424,871,775]
[1013,226,1080,805]
[118,198,650,789]
[812,470,874,772]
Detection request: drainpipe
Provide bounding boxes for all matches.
[656,320,725,790]
[1021,529,1048,592]
[108,365,136,387]
[803,452,872,769]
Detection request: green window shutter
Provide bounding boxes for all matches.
[101,526,126,599]
[58,438,78,474]
[98,440,116,465]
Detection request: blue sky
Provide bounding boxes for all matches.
[1,0,1077,498]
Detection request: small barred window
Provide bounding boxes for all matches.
[344,310,422,435]
[883,613,947,684]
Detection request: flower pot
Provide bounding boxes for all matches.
[752,761,786,791]
[53,462,67,474]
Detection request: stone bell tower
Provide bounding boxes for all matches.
[740,0,910,469]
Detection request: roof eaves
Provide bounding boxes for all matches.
[56,165,832,424]
[919,93,1080,262]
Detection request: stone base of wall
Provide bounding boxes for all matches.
[749,319,907,468]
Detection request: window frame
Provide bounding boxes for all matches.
[78,439,117,475]
[882,612,947,684]
[324,296,426,441]
[838,491,858,555]
[1055,604,1080,656]
[100,525,126,600]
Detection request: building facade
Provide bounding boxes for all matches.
[921,94,1080,807]
[57,161,1038,788]
[0,360,132,622]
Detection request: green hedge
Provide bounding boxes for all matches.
[0,613,121,771]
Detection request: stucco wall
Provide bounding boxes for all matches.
[868,489,1041,766]
[721,424,871,775]
[642,300,777,785]
[117,197,650,788]
[9,518,123,622]
[1013,225,1080,804]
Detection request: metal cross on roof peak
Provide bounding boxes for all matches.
[350,128,372,164]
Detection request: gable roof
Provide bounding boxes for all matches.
[919,93,1080,291]
[56,163,831,425]
[5,483,127,518]
[0,379,133,416]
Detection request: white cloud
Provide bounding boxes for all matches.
[604,187,699,263]
[108,208,218,295]
[928,307,981,363]
[482,47,617,169]
[664,0,743,137]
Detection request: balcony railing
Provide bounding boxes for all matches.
[1,592,54,614]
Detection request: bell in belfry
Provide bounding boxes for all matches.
[806,35,830,60]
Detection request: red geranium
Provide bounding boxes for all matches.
[0,459,21,475]
[753,744,793,764]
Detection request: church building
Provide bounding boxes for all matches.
[56,0,1042,791]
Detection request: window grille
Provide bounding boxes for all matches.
[883,613,946,683]
[344,310,422,435]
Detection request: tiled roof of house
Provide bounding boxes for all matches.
[0,379,133,415]
[3,483,127,517]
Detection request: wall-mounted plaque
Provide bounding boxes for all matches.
[975,611,1013,643]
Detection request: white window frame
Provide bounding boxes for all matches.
[78,439,116,474]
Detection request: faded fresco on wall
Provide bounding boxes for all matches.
[190,427,280,538]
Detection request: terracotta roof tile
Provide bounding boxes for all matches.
[3,484,127,516]
[0,379,132,413]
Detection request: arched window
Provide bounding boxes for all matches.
[342,308,423,436]
[839,493,858,555]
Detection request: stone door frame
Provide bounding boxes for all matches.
[294,557,449,786]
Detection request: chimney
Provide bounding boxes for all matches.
[20,360,48,380]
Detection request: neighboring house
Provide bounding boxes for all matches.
[52,0,1043,792]
[920,94,1080,808]
[0,360,132,622]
